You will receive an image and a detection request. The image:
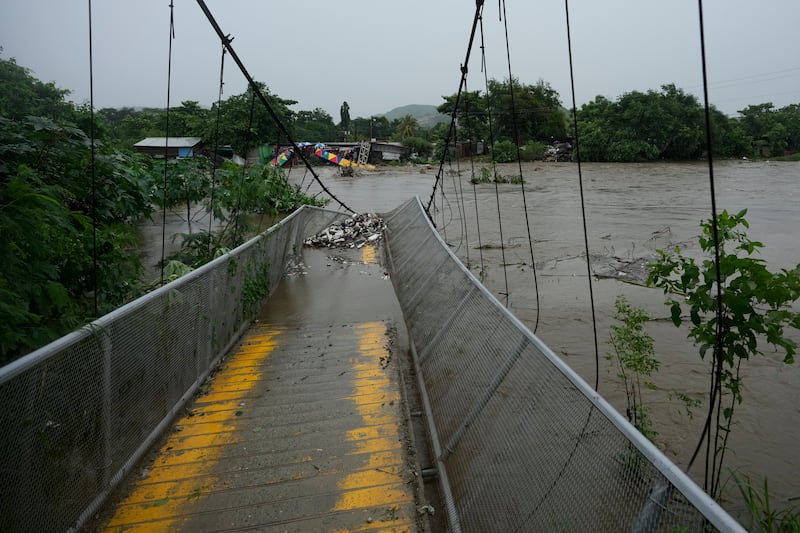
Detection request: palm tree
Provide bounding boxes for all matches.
[397,114,419,138]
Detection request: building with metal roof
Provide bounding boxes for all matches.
[133,137,203,158]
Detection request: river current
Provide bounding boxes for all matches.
[291,159,799,514]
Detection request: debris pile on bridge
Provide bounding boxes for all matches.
[304,213,385,249]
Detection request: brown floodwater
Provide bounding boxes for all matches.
[290,159,800,515]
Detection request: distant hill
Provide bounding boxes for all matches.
[381,104,449,129]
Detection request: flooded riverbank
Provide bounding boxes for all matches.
[291,159,800,515]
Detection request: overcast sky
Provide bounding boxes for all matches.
[1,0,798,120]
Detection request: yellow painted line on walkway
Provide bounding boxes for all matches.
[332,314,414,531]
[102,328,282,532]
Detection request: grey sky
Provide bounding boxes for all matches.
[1,0,798,120]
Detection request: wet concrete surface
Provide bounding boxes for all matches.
[294,160,800,515]
[97,244,426,532]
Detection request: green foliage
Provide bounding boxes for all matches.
[152,156,212,231]
[648,209,800,497]
[607,295,659,441]
[214,161,327,218]
[339,101,350,130]
[242,261,270,319]
[520,141,546,162]
[577,85,704,161]
[469,165,523,184]
[401,136,432,160]
[576,85,800,161]
[471,166,493,184]
[733,472,800,533]
[0,117,152,362]
[163,260,194,283]
[0,54,73,122]
[0,55,159,361]
[166,162,327,268]
[438,78,566,147]
[350,115,391,141]
[437,90,488,143]
[487,77,567,144]
[395,114,419,139]
[293,107,335,142]
[208,83,296,154]
[737,102,800,157]
[492,140,517,163]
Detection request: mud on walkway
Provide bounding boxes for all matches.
[97,244,425,532]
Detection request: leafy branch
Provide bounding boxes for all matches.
[647,209,800,499]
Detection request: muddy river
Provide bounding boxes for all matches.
[289,159,799,514]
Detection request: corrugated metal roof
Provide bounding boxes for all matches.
[133,137,203,148]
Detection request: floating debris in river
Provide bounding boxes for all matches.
[305,213,385,249]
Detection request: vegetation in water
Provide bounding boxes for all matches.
[733,472,800,533]
[168,161,327,268]
[647,209,800,499]
[606,295,660,441]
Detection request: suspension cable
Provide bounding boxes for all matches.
[427,0,485,218]
[207,41,226,257]
[159,1,176,286]
[195,0,354,214]
[685,0,725,494]
[500,0,541,333]
[464,79,486,277]
[87,0,98,316]
[451,120,470,261]
[479,13,510,307]
[564,0,601,391]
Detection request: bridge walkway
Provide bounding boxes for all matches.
[98,244,421,532]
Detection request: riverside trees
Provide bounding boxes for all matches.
[0,55,322,363]
[437,78,800,161]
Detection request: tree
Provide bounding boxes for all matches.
[776,103,800,153]
[709,107,752,158]
[1,116,155,362]
[487,77,567,144]
[401,136,433,160]
[607,295,659,441]
[293,108,335,142]
[437,89,489,143]
[172,100,209,138]
[0,56,158,362]
[396,114,419,139]
[351,115,390,140]
[576,85,707,161]
[168,162,328,267]
[737,103,787,157]
[208,83,296,154]
[648,209,800,498]
[0,52,73,122]
[339,101,351,131]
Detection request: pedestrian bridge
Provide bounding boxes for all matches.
[0,198,743,532]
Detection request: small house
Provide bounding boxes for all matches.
[133,137,203,159]
[370,141,407,163]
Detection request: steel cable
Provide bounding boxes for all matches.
[159,1,176,286]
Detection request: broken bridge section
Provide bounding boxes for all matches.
[382,196,744,533]
[100,244,421,532]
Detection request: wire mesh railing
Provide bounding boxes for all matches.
[0,206,344,533]
[383,197,744,533]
